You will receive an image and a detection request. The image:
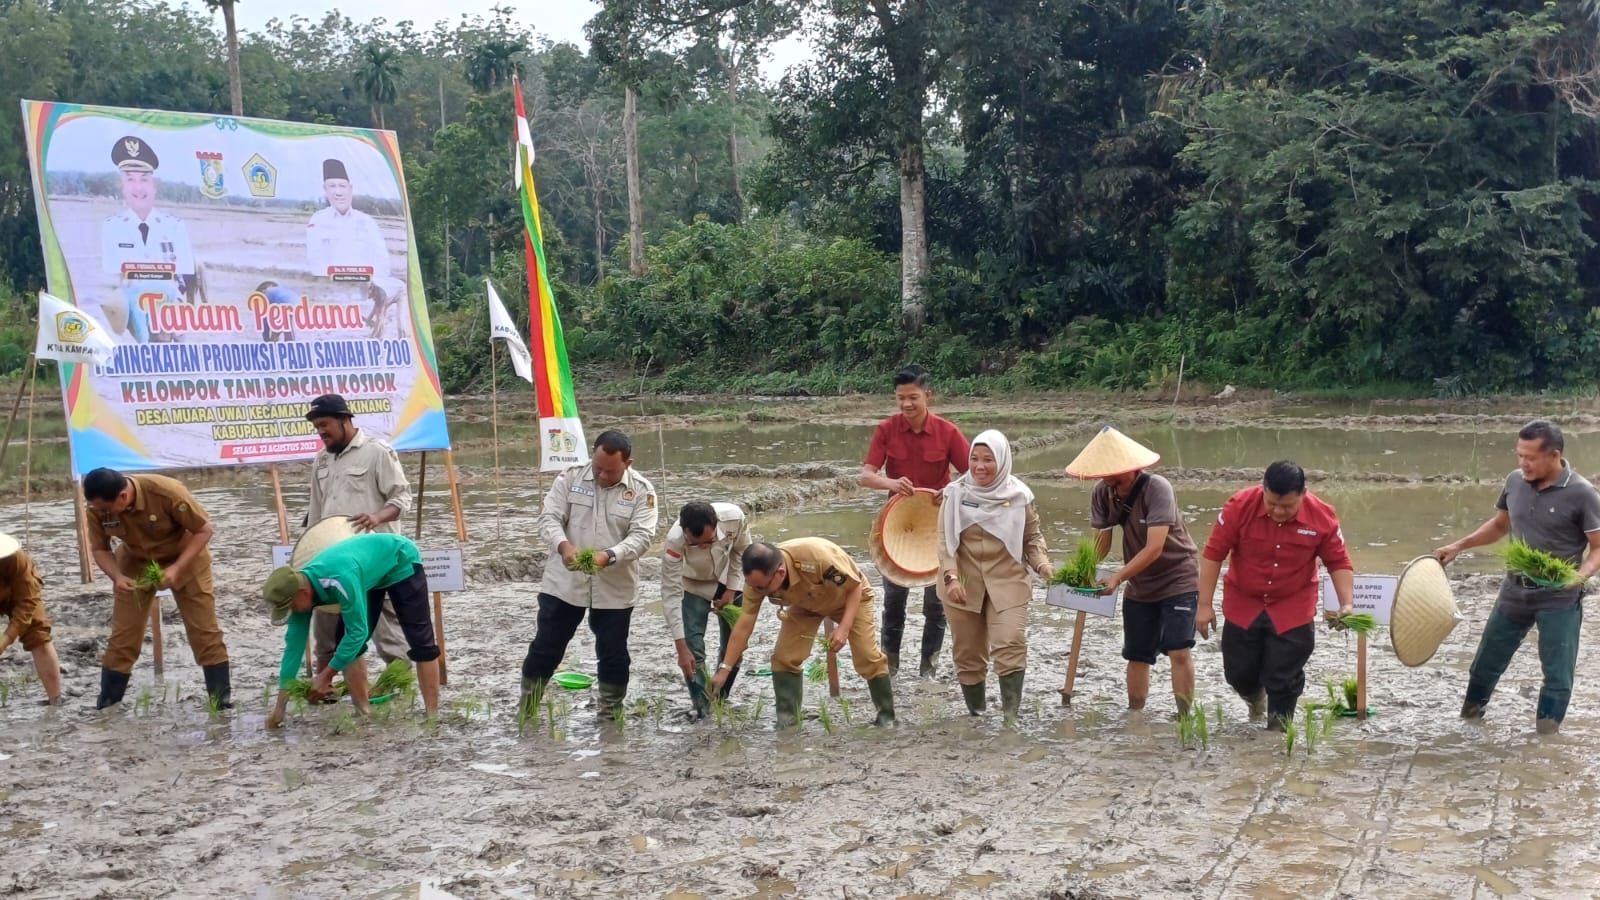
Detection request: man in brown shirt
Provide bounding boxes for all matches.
[0,534,63,705]
[712,539,897,728]
[84,467,230,709]
[1070,427,1201,715]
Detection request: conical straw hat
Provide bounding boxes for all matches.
[868,490,941,588]
[1391,555,1461,667]
[291,515,359,569]
[0,532,18,559]
[1065,426,1161,479]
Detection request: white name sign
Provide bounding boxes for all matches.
[1320,574,1397,625]
[1045,584,1119,617]
[270,545,465,593]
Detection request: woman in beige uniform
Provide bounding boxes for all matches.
[937,429,1052,722]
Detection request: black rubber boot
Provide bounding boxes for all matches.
[998,671,1024,724]
[772,672,803,730]
[685,674,711,721]
[960,682,986,715]
[867,675,897,728]
[96,668,131,710]
[202,662,233,710]
[596,681,628,719]
[919,656,937,679]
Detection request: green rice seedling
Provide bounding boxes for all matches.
[1176,700,1209,750]
[752,694,766,721]
[838,695,853,726]
[717,603,743,629]
[259,682,274,708]
[1049,542,1101,588]
[1320,707,1337,740]
[1342,677,1360,713]
[1302,706,1319,753]
[1337,613,1378,636]
[1213,702,1224,726]
[805,657,827,683]
[134,687,154,715]
[1282,717,1298,757]
[205,693,224,715]
[328,707,358,736]
[371,660,416,698]
[137,560,164,589]
[1502,539,1579,585]
[0,679,9,707]
[817,700,834,735]
[651,694,667,726]
[633,697,650,719]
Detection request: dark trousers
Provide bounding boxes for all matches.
[880,578,946,660]
[1221,611,1315,720]
[683,592,740,712]
[1467,597,1583,723]
[520,593,634,685]
[334,564,440,662]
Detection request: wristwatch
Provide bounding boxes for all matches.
[942,572,957,585]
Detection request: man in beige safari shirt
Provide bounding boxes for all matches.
[521,430,660,717]
[661,500,752,718]
[303,394,413,669]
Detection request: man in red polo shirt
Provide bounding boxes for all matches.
[860,365,970,676]
[1197,460,1355,728]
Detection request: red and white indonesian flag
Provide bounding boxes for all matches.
[36,291,115,366]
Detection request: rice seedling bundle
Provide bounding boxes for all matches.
[371,659,416,697]
[573,548,600,575]
[1338,613,1377,635]
[717,603,743,629]
[1502,539,1579,586]
[1048,542,1100,588]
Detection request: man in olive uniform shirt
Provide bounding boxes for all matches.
[712,539,897,729]
[84,467,230,709]
[99,135,196,343]
[0,534,63,705]
[521,431,660,717]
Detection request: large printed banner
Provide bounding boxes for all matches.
[21,101,450,475]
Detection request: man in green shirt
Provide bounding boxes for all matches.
[261,533,441,726]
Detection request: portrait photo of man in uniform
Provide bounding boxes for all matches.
[305,157,406,339]
[98,135,198,344]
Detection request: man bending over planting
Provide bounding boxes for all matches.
[262,533,441,727]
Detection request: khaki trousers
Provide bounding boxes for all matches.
[313,599,410,670]
[103,549,228,673]
[944,596,1027,684]
[770,598,889,681]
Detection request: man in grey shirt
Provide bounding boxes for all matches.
[1436,419,1600,734]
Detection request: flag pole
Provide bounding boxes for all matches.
[491,338,502,541]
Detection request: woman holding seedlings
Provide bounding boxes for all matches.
[936,430,1052,721]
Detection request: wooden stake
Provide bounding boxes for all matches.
[433,590,447,686]
[268,464,290,543]
[1059,611,1087,705]
[823,619,841,698]
[149,597,164,674]
[1356,633,1369,721]
[444,449,466,541]
[74,483,92,583]
[414,451,428,539]
[0,353,37,471]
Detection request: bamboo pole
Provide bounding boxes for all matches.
[74,482,92,583]
[414,451,427,539]
[1059,611,1087,705]
[491,340,502,541]
[268,465,290,543]
[823,619,841,699]
[444,449,467,541]
[22,361,35,545]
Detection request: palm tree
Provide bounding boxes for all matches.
[202,0,243,115]
[358,43,403,130]
[466,39,526,93]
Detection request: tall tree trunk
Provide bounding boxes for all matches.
[899,138,929,331]
[222,0,242,115]
[723,48,745,220]
[587,158,606,282]
[624,83,645,275]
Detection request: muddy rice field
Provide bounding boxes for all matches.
[4,392,1600,899]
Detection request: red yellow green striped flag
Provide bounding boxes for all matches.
[514,76,586,470]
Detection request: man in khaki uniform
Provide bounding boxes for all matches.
[521,431,660,716]
[84,467,230,709]
[0,534,63,705]
[661,500,752,718]
[303,393,412,671]
[712,539,897,729]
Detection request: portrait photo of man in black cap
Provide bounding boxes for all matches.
[97,134,198,344]
[305,157,406,338]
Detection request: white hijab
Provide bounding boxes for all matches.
[941,429,1034,562]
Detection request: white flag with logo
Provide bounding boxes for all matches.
[486,279,533,383]
[36,291,115,366]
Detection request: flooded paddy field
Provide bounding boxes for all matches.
[3,392,1600,899]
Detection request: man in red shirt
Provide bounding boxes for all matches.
[1198,461,1355,727]
[860,365,970,676]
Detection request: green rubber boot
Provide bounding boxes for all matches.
[867,675,897,728]
[960,681,986,715]
[772,672,804,730]
[998,671,1025,725]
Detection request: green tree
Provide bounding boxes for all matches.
[357,42,403,129]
